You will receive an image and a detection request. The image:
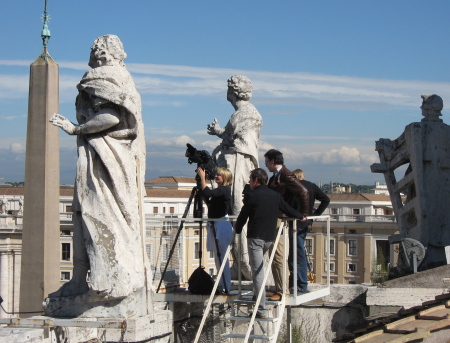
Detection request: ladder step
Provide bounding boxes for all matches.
[233,299,281,305]
[222,333,274,340]
[233,299,255,305]
[228,316,278,322]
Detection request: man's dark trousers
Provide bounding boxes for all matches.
[288,221,311,292]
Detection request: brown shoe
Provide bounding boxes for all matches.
[266,292,276,297]
[249,312,267,319]
[269,293,282,301]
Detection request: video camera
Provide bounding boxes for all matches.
[185,143,218,181]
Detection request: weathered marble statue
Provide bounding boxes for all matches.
[207,75,263,278]
[371,94,450,271]
[48,35,152,317]
[0,196,7,213]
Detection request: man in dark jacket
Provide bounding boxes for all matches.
[264,149,309,301]
[235,168,306,318]
[289,169,330,293]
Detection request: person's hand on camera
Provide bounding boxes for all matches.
[196,167,206,180]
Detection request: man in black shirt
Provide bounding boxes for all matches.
[235,168,306,318]
[289,169,330,293]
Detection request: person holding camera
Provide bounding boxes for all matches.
[196,167,234,294]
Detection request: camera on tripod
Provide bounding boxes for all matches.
[185,143,218,180]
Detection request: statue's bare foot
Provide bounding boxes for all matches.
[48,279,89,298]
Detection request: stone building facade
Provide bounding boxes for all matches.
[0,180,398,316]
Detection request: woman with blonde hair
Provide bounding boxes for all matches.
[196,166,234,294]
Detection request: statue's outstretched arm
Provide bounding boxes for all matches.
[50,107,120,135]
[207,118,224,137]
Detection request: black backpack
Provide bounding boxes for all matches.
[188,266,214,295]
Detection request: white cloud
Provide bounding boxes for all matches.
[4,59,450,110]
[10,143,24,154]
[0,74,29,99]
[0,115,22,120]
[200,140,220,151]
[147,135,195,148]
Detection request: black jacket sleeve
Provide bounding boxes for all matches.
[279,196,304,219]
[235,200,252,234]
[312,184,330,216]
[202,186,225,198]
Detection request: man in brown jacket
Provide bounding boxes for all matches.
[264,149,309,301]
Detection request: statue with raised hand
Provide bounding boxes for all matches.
[48,34,151,317]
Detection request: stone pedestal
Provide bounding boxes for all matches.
[43,287,150,318]
[0,310,172,343]
[98,311,172,342]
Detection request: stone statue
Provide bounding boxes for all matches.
[207,75,262,278]
[18,197,24,215]
[1,196,8,213]
[371,94,450,272]
[421,94,443,122]
[48,35,151,317]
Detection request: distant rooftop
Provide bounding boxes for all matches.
[145,176,196,184]
[0,183,393,202]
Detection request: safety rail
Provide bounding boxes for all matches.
[146,215,332,342]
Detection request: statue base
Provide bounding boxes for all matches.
[0,311,172,343]
[43,287,151,318]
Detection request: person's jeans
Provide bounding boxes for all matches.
[288,224,309,292]
[248,238,273,316]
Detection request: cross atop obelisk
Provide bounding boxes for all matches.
[19,0,61,317]
[40,0,51,62]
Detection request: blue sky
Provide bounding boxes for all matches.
[1,1,450,186]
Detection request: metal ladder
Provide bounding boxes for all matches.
[221,222,287,342]
[193,215,332,342]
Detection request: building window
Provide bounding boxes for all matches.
[352,209,360,215]
[61,243,71,261]
[153,207,158,214]
[325,238,335,255]
[324,262,335,272]
[194,230,199,236]
[209,268,214,276]
[348,239,357,256]
[65,205,72,212]
[61,230,71,236]
[209,250,214,259]
[305,238,313,255]
[330,208,338,219]
[349,280,356,284]
[61,271,71,281]
[146,244,152,260]
[170,207,175,214]
[347,263,357,272]
[194,242,200,259]
[163,243,169,261]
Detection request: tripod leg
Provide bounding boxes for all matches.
[156,187,197,293]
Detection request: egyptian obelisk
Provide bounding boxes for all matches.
[19,0,61,316]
